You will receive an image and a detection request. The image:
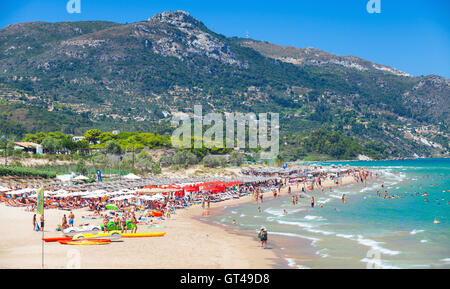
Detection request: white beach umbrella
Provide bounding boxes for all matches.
[123,173,141,180]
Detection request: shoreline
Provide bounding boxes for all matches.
[194,175,359,269]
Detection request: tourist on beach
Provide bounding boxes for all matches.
[114,214,120,230]
[260,193,263,203]
[258,227,268,248]
[258,206,261,213]
[121,216,127,233]
[311,197,315,208]
[40,215,44,231]
[62,214,68,229]
[131,213,137,233]
[33,214,38,231]
[103,215,109,232]
[68,211,74,227]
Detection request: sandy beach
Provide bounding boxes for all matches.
[0,175,356,269]
[0,194,277,269]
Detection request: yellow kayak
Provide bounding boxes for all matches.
[122,232,166,238]
[72,230,122,240]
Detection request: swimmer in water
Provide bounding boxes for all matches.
[342,194,346,204]
[257,207,261,213]
[283,209,288,215]
[232,219,236,225]
[434,218,440,224]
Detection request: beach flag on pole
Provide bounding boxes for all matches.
[35,186,44,215]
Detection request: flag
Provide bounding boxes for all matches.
[35,186,44,215]
[96,170,102,182]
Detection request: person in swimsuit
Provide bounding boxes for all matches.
[40,215,44,231]
[113,214,120,230]
[33,214,38,231]
[131,213,137,233]
[62,214,68,229]
[103,215,109,233]
[311,197,315,208]
[68,211,74,227]
[258,228,268,248]
[121,216,127,234]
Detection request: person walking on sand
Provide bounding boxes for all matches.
[258,227,268,248]
[131,212,138,233]
[311,196,315,208]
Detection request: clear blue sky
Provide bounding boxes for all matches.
[1,0,449,77]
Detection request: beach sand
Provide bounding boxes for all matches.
[0,175,356,269]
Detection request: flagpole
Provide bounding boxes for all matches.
[42,202,44,269]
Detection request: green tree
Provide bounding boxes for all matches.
[84,129,102,144]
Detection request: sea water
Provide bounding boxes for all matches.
[210,158,450,269]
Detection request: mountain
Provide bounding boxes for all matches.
[0,11,448,159]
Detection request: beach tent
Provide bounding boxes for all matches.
[123,173,141,180]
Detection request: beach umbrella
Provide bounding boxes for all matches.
[123,173,141,180]
[106,204,119,210]
[74,175,89,181]
[137,188,178,195]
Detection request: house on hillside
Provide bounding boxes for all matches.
[13,142,43,154]
[72,136,84,142]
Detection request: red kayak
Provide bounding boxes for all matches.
[43,237,72,242]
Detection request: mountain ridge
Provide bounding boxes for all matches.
[0,11,448,159]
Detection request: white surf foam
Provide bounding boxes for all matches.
[285,258,310,269]
[410,229,424,235]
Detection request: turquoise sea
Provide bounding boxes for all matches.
[209,158,450,268]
